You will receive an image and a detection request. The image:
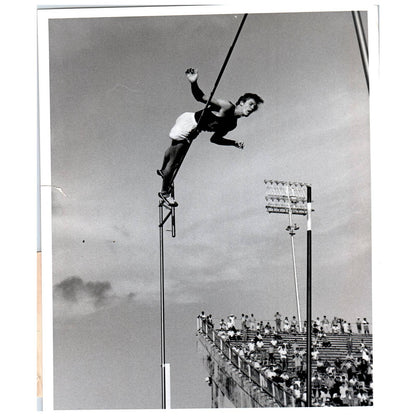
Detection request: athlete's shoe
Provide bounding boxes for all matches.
[156,169,165,178]
[158,192,178,207]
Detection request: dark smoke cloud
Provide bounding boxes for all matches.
[54,276,112,307]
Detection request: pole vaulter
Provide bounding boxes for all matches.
[157,13,264,208]
[157,13,263,409]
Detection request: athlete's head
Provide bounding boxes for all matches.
[235,93,264,117]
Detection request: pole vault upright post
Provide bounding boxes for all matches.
[264,179,313,406]
[158,195,175,409]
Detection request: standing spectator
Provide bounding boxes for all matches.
[267,343,275,365]
[249,313,256,330]
[311,372,322,399]
[241,313,247,330]
[227,314,236,329]
[322,315,330,333]
[347,322,353,334]
[356,318,362,334]
[331,317,338,333]
[315,317,321,329]
[346,333,353,354]
[342,320,349,334]
[198,311,207,328]
[293,352,303,376]
[363,318,370,334]
[247,339,256,357]
[274,311,282,332]
[278,343,288,371]
[292,383,302,407]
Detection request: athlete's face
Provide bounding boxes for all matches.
[239,98,258,117]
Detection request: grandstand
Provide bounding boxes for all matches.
[197,314,373,407]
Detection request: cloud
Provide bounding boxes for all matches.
[53,276,136,319]
[54,276,112,305]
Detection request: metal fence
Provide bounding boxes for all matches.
[197,318,296,407]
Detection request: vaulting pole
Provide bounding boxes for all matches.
[352,11,369,92]
[168,13,248,191]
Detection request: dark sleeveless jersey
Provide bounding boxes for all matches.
[194,104,237,134]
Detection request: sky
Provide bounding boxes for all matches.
[46,9,371,410]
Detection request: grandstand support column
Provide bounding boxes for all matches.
[211,381,219,408]
[306,185,312,407]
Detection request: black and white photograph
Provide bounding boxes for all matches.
[37,3,376,410]
[3,0,414,415]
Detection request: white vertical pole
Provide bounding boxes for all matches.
[165,363,171,409]
[286,185,302,332]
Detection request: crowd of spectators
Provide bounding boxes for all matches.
[198,311,373,407]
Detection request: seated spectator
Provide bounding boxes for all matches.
[357,388,369,406]
[321,333,331,347]
[264,321,272,335]
[256,338,264,351]
[283,317,290,332]
[254,331,263,343]
[311,347,319,360]
[316,358,325,374]
[227,327,236,340]
[334,357,342,372]
[247,339,256,355]
[339,381,349,405]
[219,318,227,330]
[320,386,331,403]
[290,316,298,333]
[332,393,343,406]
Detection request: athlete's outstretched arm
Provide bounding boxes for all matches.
[210,133,244,149]
[185,68,233,110]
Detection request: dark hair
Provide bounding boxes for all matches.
[236,93,264,106]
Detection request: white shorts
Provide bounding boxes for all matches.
[169,112,198,141]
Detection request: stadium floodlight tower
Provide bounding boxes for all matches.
[264,179,313,407]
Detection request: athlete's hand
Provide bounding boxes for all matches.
[185,68,199,83]
[235,141,244,150]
